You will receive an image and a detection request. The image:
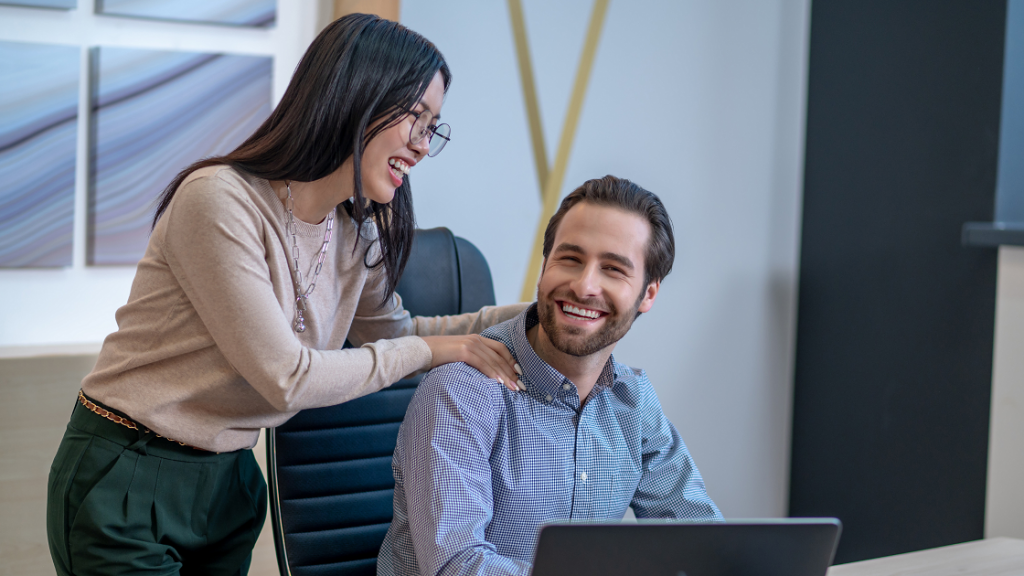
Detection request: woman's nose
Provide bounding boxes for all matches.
[410,132,430,157]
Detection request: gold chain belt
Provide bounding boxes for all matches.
[78,390,209,452]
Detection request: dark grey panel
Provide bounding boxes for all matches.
[791,0,1002,564]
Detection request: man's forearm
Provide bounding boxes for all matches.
[416,541,531,576]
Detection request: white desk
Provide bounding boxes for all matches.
[827,537,1024,576]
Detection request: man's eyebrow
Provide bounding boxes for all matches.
[552,243,635,270]
[552,242,585,255]
[600,252,635,270]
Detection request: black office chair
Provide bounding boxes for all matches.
[266,227,497,576]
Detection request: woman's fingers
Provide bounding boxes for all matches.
[456,336,518,391]
[477,337,524,391]
[422,335,521,391]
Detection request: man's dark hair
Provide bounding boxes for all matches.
[153,13,450,306]
[542,175,675,285]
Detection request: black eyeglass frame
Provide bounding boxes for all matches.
[398,105,451,157]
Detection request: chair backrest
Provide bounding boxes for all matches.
[266,227,496,576]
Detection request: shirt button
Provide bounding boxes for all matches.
[562,383,571,391]
[581,472,588,481]
[545,394,553,402]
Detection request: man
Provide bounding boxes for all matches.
[378,176,722,576]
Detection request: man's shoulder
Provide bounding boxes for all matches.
[608,359,658,408]
[480,315,518,345]
[422,360,492,387]
[612,359,647,382]
[415,361,507,413]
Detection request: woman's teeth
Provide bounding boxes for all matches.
[389,158,410,177]
[562,303,600,319]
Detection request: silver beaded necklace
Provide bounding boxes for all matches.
[285,181,334,333]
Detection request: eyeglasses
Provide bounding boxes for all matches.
[401,106,451,157]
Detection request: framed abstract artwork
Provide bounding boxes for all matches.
[0,1,76,8]
[0,41,79,268]
[96,0,275,27]
[88,47,272,265]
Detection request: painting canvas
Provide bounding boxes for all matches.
[0,0,76,8]
[0,41,79,268]
[89,47,272,265]
[96,0,275,27]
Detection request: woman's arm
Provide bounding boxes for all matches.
[346,268,529,390]
[160,172,432,412]
[413,303,532,337]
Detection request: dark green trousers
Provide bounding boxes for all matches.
[47,401,268,576]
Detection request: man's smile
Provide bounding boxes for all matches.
[558,300,606,321]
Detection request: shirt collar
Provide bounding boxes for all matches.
[507,304,618,402]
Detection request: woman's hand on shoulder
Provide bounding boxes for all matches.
[420,335,522,392]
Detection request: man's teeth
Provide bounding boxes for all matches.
[562,303,600,319]
[388,158,410,176]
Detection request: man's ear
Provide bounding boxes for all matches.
[637,280,660,313]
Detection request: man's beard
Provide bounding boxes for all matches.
[537,289,644,357]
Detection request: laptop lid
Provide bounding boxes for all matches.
[531,518,842,576]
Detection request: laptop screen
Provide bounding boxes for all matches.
[532,518,841,576]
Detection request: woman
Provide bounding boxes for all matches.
[47,14,526,575]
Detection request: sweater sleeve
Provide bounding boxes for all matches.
[160,174,429,412]
[413,303,531,337]
[345,241,530,345]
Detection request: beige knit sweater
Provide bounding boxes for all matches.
[81,166,526,452]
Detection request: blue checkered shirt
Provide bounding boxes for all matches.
[377,305,721,576]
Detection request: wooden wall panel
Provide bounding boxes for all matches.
[0,356,95,575]
[0,356,278,575]
[334,0,399,21]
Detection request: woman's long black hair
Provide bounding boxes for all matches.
[153,13,451,306]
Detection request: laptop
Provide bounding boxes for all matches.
[531,518,842,576]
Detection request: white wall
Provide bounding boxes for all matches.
[985,246,1024,539]
[0,0,811,518]
[0,0,331,354]
[403,0,810,517]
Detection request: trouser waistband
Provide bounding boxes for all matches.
[70,395,231,460]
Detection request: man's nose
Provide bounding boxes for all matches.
[569,264,602,297]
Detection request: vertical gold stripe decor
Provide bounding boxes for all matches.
[507,0,550,195]
[334,0,400,21]
[516,0,611,302]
